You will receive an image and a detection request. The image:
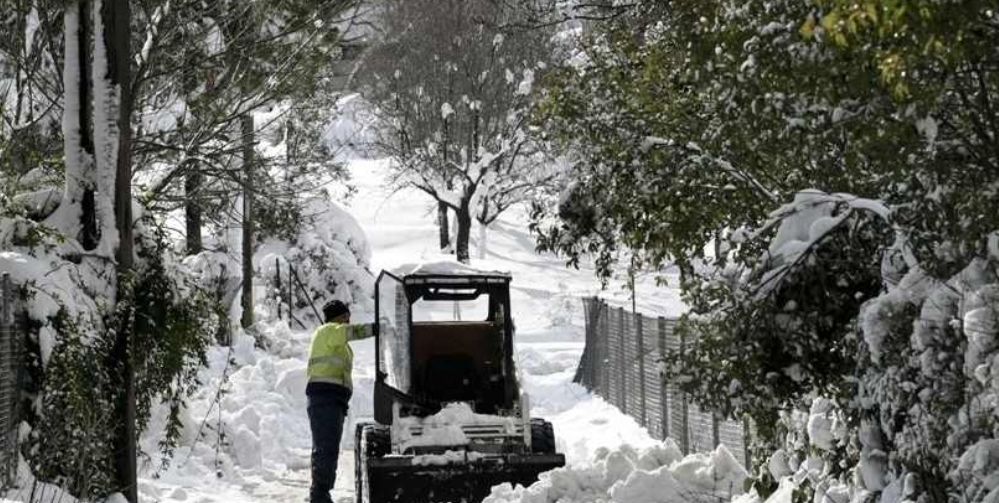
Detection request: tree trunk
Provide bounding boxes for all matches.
[241,114,255,330]
[77,1,99,250]
[103,0,136,499]
[185,169,203,255]
[438,202,450,251]
[477,194,489,259]
[455,203,472,264]
[439,109,452,252]
[477,220,488,259]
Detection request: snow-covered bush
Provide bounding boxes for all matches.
[2,211,215,498]
[849,255,999,502]
[257,197,375,324]
[666,193,889,448]
[668,189,999,502]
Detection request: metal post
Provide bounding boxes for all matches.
[275,258,283,320]
[637,313,646,427]
[601,301,611,398]
[617,307,626,413]
[289,264,323,321]
[0,273,7,487]
[658,317,669,440]
[584,298,602,391]
[679,328,689,454]
[286,262,294,319]
[576,298,595,388]
[0,273,14,488]
[712,413,721,448]
[575,299,587,387]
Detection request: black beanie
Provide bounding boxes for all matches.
[323,300,350,322]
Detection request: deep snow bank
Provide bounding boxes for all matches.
[136,321,376,500]
[485,441,748,503]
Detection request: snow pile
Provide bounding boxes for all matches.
[2,456,84,503]
[137,321,376,501]
[412,450,487,466]
[517,345,580,376]
[484,441,748,503]
[257,197,375,324]
[395,403,517,451]
[399,260,511,278]
[413,402,516,427]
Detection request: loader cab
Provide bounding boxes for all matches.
[373,265,519,424]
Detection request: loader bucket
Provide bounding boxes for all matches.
[362,453,565,503]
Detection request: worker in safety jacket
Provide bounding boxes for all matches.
[307,299,372,503]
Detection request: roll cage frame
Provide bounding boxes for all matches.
[373,270,518,424]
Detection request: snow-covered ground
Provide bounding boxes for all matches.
[113,156,689,503]
[3,155,697,503]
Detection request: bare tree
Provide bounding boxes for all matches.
[127,0,363,328]
[356,0,558,262]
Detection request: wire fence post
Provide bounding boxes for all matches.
[0,272,21,490]
[679,327,690,454]
[601,301,610,398]
[574,297,751,467]
[636,312,646,427]
[658,316,669,440]
[712,413,721,448]
[0,272,8,489]
[275,258,283,321]
[617,307,627,414]
[575,298,597,388]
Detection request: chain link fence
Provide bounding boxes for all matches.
[575,297,751,467]
[0,272,24,489]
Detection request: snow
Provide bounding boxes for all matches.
[412,450,487,466]
[641,136,671,152]
[806,398,835,451]
[766,190,890,264]
[483,442,747,503]
[3,113,689,502]
[395,402,516,451]
[517,69,535,96]
[325,95,378,160]
[767,450,791,479]
[441,102,455,120]
[91,0,122,260]
[915,116,938,145]
[50,7,88,237]
[126,152,685,502]
[767,190,838,261]
[400,260,510,277]
[405,402,515,428]
[399,424,469,450]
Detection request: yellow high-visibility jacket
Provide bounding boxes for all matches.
[307,322,372,390]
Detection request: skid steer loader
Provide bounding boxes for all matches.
[355,264,565,503]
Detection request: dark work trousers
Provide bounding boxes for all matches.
[308,393,349,503]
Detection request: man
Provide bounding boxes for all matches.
[307,299,372,503]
